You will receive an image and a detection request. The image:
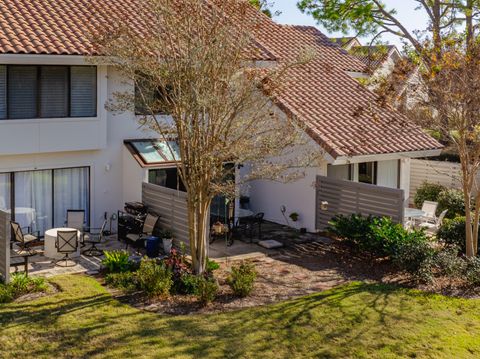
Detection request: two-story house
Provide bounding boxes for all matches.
[0,1,441,235]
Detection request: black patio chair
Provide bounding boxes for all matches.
[240,212,264,242]
[55,230,79,267]
[10,221,39,255]
[125,213,159,251]
[82,220,108,257]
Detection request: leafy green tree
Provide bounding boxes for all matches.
[249,0,273,17]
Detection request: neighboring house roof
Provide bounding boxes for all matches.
[0,0,442,159]
[329,37,361,50]
[349,45,400,72]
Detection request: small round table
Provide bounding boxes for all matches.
[404,208,426,229]
[44,228,81,259]
[237,208,254,218]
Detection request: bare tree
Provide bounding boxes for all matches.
[93,0,314,273]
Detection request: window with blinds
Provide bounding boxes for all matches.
[0,65,97,120]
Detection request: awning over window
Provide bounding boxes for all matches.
[124,139,180,168]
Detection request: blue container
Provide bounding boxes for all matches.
[145,236,160,258]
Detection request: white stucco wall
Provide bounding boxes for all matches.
[0,65,155,228]
[245,162,327,233]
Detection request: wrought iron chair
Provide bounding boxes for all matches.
[66,209,86,246]
[55,230,79,267]
[10,221,39,255]
[82,220,108,257]
[240,212,265,242]
[125,213,159,250]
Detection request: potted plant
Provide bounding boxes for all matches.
[289,212,299,222]
[162,230,174,254]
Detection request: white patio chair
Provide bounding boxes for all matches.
[66,209,86,245]
[420,201,438,224]
[418,209,448,235]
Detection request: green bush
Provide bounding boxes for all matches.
[465,257,480,286]
[179,273,198,295]
[437,189,465,219]
[0,286,13,304]
[436,217,480,254]
[414,182,446,209]
[329,215,429,258]
[206,258,220,273]
[102,250,133,273]
[226,262,257,297]
[194,276,218,305]
[433,246,466,278]
[105,272,136,292]
[136,258,173,298]
[328,214,376,248]
[0,274,47,304]
[391,235,436,282]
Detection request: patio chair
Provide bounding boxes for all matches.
[125,213,159,251]
[55,230,79,267]
[10,221,39,255]
[420,201,438,224]
[240,212,264,243]
[82,220,108,257]
[66,209,86,245]
[418,209,448,235]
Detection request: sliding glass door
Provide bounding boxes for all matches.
[53,168,90,227]
[15,170,52,234]
[2,167,90,235]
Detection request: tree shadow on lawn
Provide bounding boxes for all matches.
[0,277,438,358]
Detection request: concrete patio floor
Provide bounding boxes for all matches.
[11,221,327,278]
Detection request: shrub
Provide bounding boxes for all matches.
[8,273,47,298]
[102,250,133,273]
[437,216,480,255]
[391,235,436,282]
[105,272,136,292]
[327,214,376,248]
[329,214,429,258]
[194,276,218,305]
[206,258,220,273]
[437,189,465,219]
[179,273,198,295]
[226,262,257,297]
[465,257,480,286]
[136,258,173,298]
[0,286,13,304]
[164,248,192,294]
[414,182,446,209]
[433,246,466,278]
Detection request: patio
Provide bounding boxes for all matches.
[10,221,325,278]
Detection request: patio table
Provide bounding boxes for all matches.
[44,227,81,260]
[237,209,254,218]
[404,208,426,229]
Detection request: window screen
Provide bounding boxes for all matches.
[40,66,68,118]
[8,66,38,119]
[70,66,97,117]
[0,66,6,120]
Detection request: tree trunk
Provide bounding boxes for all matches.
[463,178,475,257]
[187,191,211,274]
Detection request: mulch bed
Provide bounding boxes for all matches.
[101,239,480,315]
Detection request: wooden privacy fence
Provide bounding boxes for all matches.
[142,182,189,248]
[409,159,468,202]
[315,176,405,230]
[0,210,10,283]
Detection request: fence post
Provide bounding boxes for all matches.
[0,210,10,283]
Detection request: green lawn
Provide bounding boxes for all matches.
[1,276,480,358]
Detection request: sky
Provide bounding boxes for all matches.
[272,0,429,49]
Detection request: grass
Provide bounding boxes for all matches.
[1,276,480,358]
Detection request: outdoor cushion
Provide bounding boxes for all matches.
[126,233,141,241]
[24,234,38,243]
[258,239,284,249]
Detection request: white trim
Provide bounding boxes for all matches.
[0,54,97,65]
[346,71,369,79]
[330,149,442,165]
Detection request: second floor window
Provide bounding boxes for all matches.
[0,65,97,120]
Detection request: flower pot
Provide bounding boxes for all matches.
[162,237,173,254]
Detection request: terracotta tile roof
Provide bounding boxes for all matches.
[0,0,442,158]
[251,23,442,158]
